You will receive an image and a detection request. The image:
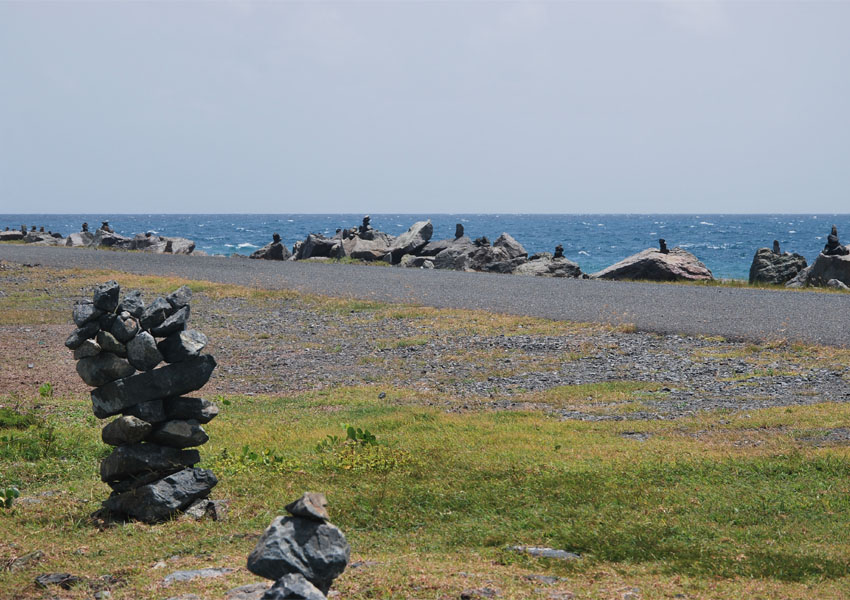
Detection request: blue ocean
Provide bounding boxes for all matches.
[3,214,849,280]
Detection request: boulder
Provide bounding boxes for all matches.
[492,233,527,260]
[65,321,103,350]
[0,230,24,241]
[514,254,583,278]
[151,306,190,337]
[100,444,200,483]
[247,516,350,594]
[251,234,292,261]
[149,419,209,448]
[340,236,389,262]
[132,233,162,251]
[164,237,195,255]
[76,353,136,387]
[103,467,217,523]
[399,255,435,269]
[164,397,219,424]
[827,278,850,291]
[432,237,476,270]
[92,229,134,250]
[91,354,217,418]
[417,238,456,257]
[786,252,850,288]
[127,331,164,371]
[93,280,121,312]
[102,415,153,446]
[748,248,807,285]
[591,247,713,282]
[158,330,208,363]
[296,235,341,260]
[65,231,95,247]
[261,574,326,600]
[386,220,433,263]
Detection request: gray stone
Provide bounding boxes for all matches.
[127,331,163,371]
[386,220,433,263]
[247,516,350,594]
[97,330,127,358]
[65,231,95,247]
[165,397,219,424]
[785,252,850,288]
[65,321,100,350]
[296,234,341,260]
[110,313,139,343]
[827,278,850,291]
[262,574,327,600]
[748,248,807,285]
[101,415,153,446]
[182,498,229,521]
[432,237,476,270]
[285,492,329,522]
[118,290,145,317]
[91,355,216,418]
[166,285,193,309]
[99,312,117,332]
[92,229,135,250]
[104,467,217,523]
[149,419,209,448]
[492,233,527,260]
[158,330,208,363]
[514,255,582,278]
[0,230,24,241]
[73,338,101,360]
[93,280,121,312]
[139,297,173,331]
[76,353,136,387]
[399,255,436,269]
[151,305,190,337]
[251,238,293,261]
[591,247,713,282]
[162,567,234,586]
[124,399,166,423]
[100,444,200,484]
[508,546,581,560]
[7,550,43,572]
[226,583,271,600]
[34,572,82,589]
[72,301,103,327]
[339,236,389,262]
[164,237,196,255]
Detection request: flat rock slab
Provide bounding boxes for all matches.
[100,444,200,483]
[91,354,216,418]
[149,419,209,448]
[165,397,219,424]
[35,572,83,589]
[104,467,217,523]
[508,546,580,561]
[162,567,234,586]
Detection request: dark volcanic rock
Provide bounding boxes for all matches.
[100,443,200,483]
[110,313,140,343]
[139,297,174,331]
[65,321,100,350]
[76,353,136,387]
[386,220,433,264]
[251,235,293,261]
[151,305,190,337]
[97,330,127,357]
[124,399,166,423]
[823,225,850,256]
[149,419,209,448]
[73,338,101,360]
[261,574,327,600]
[103,467,217,523]
[591,247,713,282]
[748,247,807,285]
[102,415,153,446]
[127,331,164,371]
[158,329,208,363]
[247,516,349,594]
[787,252,850,288]
[166,285,193,309]
[72,301,103,327]
[118,289,146,317]
[93,280,120,312]
[165,397,219,424]
[91,354,217,418]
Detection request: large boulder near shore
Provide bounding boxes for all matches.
[515,253,583,278]
[432,237,476,270]
[251,234,292,261]
[592,247,713,282]
[0,230,24,241]
[386,220,433,264]
[339,236,389,262]
[92,229,135,250]
[749,248,807,285]
[295,234,341,260]
[65,231,95,247]
[786,251,850,288]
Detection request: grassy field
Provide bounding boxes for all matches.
[1,266,850,599]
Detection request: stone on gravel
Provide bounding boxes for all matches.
[73,338,101,359]
[100,444,200,483]
[591,247,713,282]
[165,397,219,423]
[149,419,209,448]
[285,492,329,522]
[65,321,100,349]
[296,234,341,260]
[111,312,140,343]
[387,220,433,263]
[34,572,82,589]
[118,289,145,317]
[158,329,208,363]
[262,573,327,600]
[139,296,174,330]
[151,305,190,337]
[104,467,217,523]
[91,354,216,418]
[73,300,103,327]
[167,285,193,309]
[101,415,153,446]
[127,331,164,371]
[247,516,349,594]
[97,330,128,357]
[93,280,121,312]
[162,566,234,586]
[748,248,807,285]
[76,353,136,387]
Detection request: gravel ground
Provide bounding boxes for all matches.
[2,244,849,347]
[2,260,849,422]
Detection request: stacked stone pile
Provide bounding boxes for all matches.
[248,493,350,600]
[65,281,219,523]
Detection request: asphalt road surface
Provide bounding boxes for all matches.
[3,244,848,347]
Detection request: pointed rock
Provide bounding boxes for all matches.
[93,280,120,312]
[285,493,329,522]
[166,285,193,309]
[139,297,173,331]
[151,306,190,337]
[118,289,145,318]
[262,574,326,600]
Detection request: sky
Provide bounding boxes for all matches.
[1,1,848,214]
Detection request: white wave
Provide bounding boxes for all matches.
[225,244,235,248]
[578,250,590,256]
[649,232,656,235]
[700,221,714,226]
[237,243,258,249]
[788,230,796,234]
[287,219,294,222]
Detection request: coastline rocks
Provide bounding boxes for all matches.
[786,252,850,288]
[294,234,341,260]
[251,234,292,261]
[592,247,713,282]
[247,494,349,597]
[340,236,390,262]
[515,252,583,278]
[386,220,433,264]
[0,230,24,241]
[748,247,807,285]
[67,282,219,523]
[65,231,95,247]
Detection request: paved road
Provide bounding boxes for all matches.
[3,244,848,347]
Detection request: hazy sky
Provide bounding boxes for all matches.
[1,1,848,214]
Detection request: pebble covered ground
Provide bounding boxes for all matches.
[2,260,849,423]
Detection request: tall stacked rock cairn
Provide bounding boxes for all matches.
[247,493,350,600]
[65,281,220,523]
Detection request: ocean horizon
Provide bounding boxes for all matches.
[3,213,850,281]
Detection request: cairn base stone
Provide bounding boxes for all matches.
[100,443,200,484]
[103,467,217,523]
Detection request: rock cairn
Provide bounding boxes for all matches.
[248,493,350,599]
[65,281,219,523]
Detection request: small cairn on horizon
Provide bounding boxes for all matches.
[65,281,220,523]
